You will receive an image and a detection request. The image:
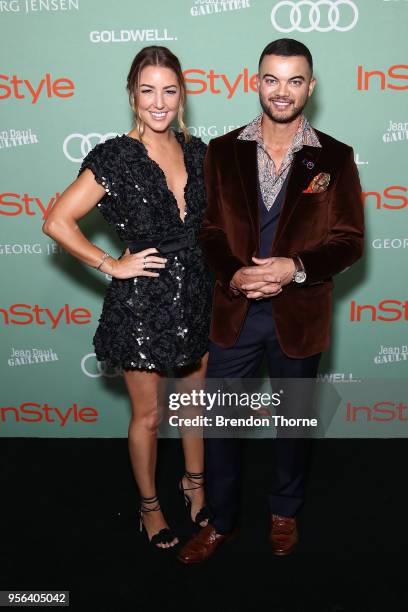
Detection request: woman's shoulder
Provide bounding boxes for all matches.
[184,134,207,167]
[81,135,122,165]
[78,135,127,182]
[80,134,146,172]
[188,134,207,152]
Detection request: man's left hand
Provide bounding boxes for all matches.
[241,256,295,299]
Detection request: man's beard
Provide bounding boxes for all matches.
[260,95,307,124]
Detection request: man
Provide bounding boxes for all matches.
[178,39,364,563]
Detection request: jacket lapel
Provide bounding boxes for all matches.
[273,145,322,249]
[233,138,259,249]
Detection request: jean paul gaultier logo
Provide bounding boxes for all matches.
[0,0,79,13]
[8,347,59,367]
[383,120,408,143]
[190,0,251,17]
[0,129,38,149]
[374,345,408,365]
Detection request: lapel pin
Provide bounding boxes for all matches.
[302,158,315,170]
[302,159,315,170]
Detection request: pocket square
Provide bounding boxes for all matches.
[303,172,331,194]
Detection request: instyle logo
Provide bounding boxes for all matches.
[190,0,251,17]
[0,128,38,149]
[346,401,408,422]
[350,299,408,322]
[372,238,408,249]
[271,0,358,33]
[8,347,59,367]
[184,68,257,99]
[0,304,92,328]
[383,120,408,143]
[0,0,79,13]
[63,132,118,163]
[362,186,408,210]
[0,403,98,427]
[81,353,122,378]
[357,65,408,91]
[0,73,75,103]
[90,29,176,43]
[374,344,408,365]
[0,191,60,218]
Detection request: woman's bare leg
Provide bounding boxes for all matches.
[123,369,178,548]
[177,353,209,526]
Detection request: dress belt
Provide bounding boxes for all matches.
[126,228,196,255]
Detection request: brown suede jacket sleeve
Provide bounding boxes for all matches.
[199,140,246,292]
[295,148,364,284]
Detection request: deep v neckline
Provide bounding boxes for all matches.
[123,131,189,226]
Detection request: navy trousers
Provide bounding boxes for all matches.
[205,301,321,533]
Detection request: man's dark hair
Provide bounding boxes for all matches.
[259,38,313,73]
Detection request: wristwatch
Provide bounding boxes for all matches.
[292,255,307,284]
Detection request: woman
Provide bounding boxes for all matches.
[43,46,212,549]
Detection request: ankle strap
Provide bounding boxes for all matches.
[140,495,160,512]
[185,471,204,480]
[182,471,205,492]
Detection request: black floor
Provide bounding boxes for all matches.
[0,438,406,611]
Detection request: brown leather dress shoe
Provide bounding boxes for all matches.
[270,514,298,555]
[178,524,235,564]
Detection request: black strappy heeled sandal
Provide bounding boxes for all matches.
[139,495,177,548]
[179,471,211,527]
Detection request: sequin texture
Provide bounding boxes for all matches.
[78,132,212,372]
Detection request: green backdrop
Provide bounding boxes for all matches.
[1,0,407,436]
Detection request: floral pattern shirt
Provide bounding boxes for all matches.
[237,114,321,211]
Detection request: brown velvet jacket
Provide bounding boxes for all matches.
[199,125,364,357]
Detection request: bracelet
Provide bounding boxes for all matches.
[96,252,110,271]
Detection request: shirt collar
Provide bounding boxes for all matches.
[237,113,321,150]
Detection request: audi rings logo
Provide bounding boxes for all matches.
[63,132,118,163]
[271,1,359,33]
[81,353,122,378]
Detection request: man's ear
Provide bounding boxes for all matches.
[308,77,316,97]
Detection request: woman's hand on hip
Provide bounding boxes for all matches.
[110,248,167,279]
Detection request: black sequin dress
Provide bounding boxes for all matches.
[79,132,212,372]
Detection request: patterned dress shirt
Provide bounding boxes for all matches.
[237,114,321,211]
